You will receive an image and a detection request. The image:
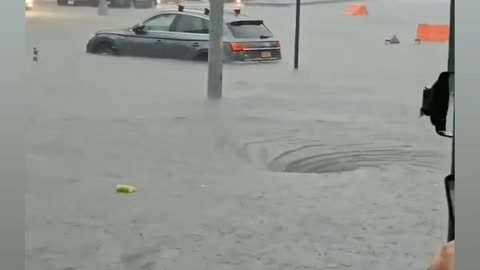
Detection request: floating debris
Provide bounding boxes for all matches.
[116,184,137,193]
[385,35,400,45]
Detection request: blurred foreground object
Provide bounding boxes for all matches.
[429,241,455,270]
[25,0,33,10]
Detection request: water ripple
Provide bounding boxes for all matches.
[237,140,440,174]
[268,145,439,174]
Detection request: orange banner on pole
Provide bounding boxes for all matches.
[416,24,449,43]
[344,4,368,16]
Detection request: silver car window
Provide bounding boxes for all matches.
[227,20,272,38]
[171,14,209,34]
[143,14,176,31]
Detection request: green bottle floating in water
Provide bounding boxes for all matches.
[116,184,137,193]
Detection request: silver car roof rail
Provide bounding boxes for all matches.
[173,4,242,13]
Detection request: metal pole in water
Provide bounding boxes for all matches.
[207,0,224,100]
[449,0,454,175]
[294,0,301,69]
[447,0,455,243]
[98,0,108,16]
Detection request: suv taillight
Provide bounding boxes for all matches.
[229,42,246,53]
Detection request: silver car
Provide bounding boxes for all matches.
[86,8,281,62]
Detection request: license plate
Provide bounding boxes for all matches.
[67,0,74,4]
[261,51,272,58]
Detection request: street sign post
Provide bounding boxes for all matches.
[449,0,454,174]
[98,0,108,16]
[208,0,224,99]
[294,0,301,69]
[447,0,455,242]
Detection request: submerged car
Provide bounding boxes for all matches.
[86,8,281,62]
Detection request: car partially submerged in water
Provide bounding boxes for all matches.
[86,7,281,62]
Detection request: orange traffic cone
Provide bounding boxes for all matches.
[344,4,368,16]
[415,24,449,43]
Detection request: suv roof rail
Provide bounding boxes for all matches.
[165,4,243,15]
[165,2,242,11]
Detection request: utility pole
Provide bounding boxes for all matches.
[208,0,224,99]
[447,0,455,243]
[98,0,108,16]
[294,0,301,69]
[449,0,454,175]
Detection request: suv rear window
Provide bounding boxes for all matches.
[227,20,272,38]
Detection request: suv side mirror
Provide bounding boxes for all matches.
[132,24,145,34]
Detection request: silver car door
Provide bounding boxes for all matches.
[166,14,209,60]
[139,13,177,58]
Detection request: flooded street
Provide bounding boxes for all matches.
[26,1,452,269]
